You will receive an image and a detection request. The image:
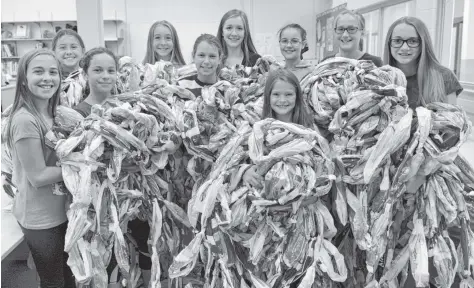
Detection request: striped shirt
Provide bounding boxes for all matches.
[177,74,217,98]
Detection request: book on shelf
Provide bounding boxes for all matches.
[2,43,17,58]
[2,61,18,76]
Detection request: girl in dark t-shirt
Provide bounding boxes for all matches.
[384,16,464,288]
[383,16,462,108]
[73,47,118,117]
[321,10,383,67]
[216,9,261,70]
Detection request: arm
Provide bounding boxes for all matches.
[15,137,63,188]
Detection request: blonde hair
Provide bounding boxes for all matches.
[383,17,445,105]
[216,9,259,66]
[143,20,186,67]
[262,68,312,127]
[6,49,62,149]
[334,9,365,51]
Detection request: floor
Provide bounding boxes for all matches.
[1,260,38,288]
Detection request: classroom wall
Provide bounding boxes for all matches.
[123,0,332,64]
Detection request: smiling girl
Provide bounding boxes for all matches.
[52,29,88,108]
[278,23,313,81]
[384,17,463,108]
[6,49,74,287]
[243,68,312,187]
[322,10,382,67]
[217,9,260,69]
[73,47,118,117]
[52,29,85,79]
[178,34,223,97]
[143,20,186,67]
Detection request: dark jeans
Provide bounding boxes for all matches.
[107,218,152,282]
[20,221,75,288]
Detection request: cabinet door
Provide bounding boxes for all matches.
[50,0,76,21]
[103,0,125,20]
[1,1,17,22]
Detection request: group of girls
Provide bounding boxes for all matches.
[5,6,464,288]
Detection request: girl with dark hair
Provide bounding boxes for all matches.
[278,23,313,81]
[322,10,383,67]
[73,47,118,117]
[178,34,223,97]
[52,28,86,79]
[5,49,75,287]
[142,20,186,67]
[217,9,261,69]
[52,29,88,108]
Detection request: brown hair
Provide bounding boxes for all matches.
[216,9,259,66]
[262,68,312,127]
[142,20,186,66]
[334,9,365,51]
[7,49,62,149]
[52,29,85,51]
[383,16,446,105]
[278,23,309,60]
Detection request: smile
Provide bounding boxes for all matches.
[38,84,53,89]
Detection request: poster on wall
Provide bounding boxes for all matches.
[315,3,348,62]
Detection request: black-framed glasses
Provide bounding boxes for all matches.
[334,26,361,34]
[279,39,302,46]
[390,38,421,48]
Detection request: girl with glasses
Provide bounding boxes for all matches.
[217,9,261,70]
[384,16,462,109]
[384,17,464,288]
[322,10,383,67]
[278,23,313,81]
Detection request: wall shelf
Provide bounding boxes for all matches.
[2,57,20,60]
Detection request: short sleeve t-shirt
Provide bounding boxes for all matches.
[406,66,463,109]
[177,74,216,98]
[10,108,67,229]
[73,101,93,117]
[246,52,261,67]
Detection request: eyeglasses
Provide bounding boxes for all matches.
[334,27,361,34]
[279,39,302,46]
[390,38,421,48]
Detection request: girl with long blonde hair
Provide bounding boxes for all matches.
[383,16,462,108]
[143,20,186,67]
[6,49,74,287]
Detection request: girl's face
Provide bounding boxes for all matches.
[390,23,421,66]
[153,25,174,61]
[194,41,220,79]
[270,80,296,120]
[85,53,117,94]
[335,14,363,52]
[54,35,84,71]
[222,16,245,49]
[26,54,61,100]
[280,28,305,61]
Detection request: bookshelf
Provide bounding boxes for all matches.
[1,18,128,77]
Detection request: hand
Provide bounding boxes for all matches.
[242,165,264,189]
